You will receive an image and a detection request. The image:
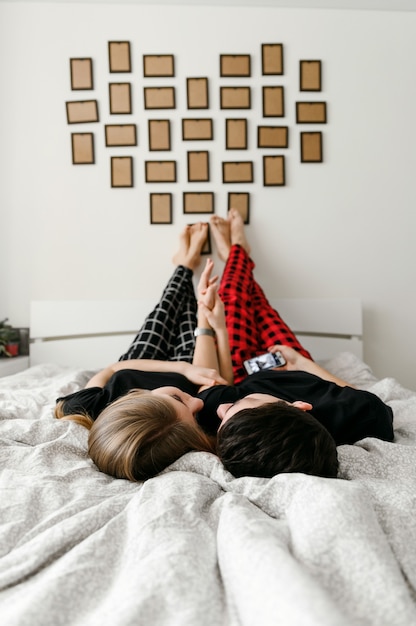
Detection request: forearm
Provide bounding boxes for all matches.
[85,359,188,388]
[270,345,355,388]
[192,308,220,372]
[215,327,234,384]
[296,356,355,388]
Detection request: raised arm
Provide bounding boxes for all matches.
[192,259,234,385]
[197,295,233,385]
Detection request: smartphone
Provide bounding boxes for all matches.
[243,351,287,375]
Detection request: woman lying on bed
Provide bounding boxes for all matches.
[55,213,394,482]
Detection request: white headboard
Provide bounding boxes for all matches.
[30,298,363,369]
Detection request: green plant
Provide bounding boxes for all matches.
[0,318,20,357]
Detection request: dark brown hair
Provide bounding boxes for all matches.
[217,401,338,479]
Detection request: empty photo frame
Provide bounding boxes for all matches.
[257,126,288,149]
[263,155,285,186]
[143,55,174,77]
[70,58,93,90]
[226,119,247,150]
[300,60,322,91]
[187,151,209,182]
[263,86,284,117]
[66,100,99,124]
[262,44,284,75]
[144,87,175,110]
[296,102,327,123]
[150,193,173,224]
[220,87,251,110]
[182,119,213,141]
[183,192,214,214]
[105,124,137,147]
[145,160,176,183]
[228,192,250,224]
[111,156,133,187]
[148,120,171,151]
[71,133,94,164]
[220,55,251,77]
[109,41,131,73]
[109,83,132,114]
[300,132,323,162]
[187,78,209,109]
[222,162,253,184]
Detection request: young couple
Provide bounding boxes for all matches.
[56,210,394,482]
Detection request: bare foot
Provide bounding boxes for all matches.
[172,225,191,266]
[229,208,251,256]
[173,222,208,270]
[210,215,231,262]
[188,223,208,264]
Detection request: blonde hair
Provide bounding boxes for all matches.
[55,390,215,481]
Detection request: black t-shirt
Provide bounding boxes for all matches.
[57,368,394,446]
[197,370,394,445]
[57,370,198,420]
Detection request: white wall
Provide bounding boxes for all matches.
[1,2,415,389]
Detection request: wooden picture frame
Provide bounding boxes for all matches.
[257,126,288,149]
[71,133,94,164]
[263,86,284,117]
[70,58,93,90]
[296,102,327,123]
[222,162,253,184]
[263,155,285,186]
[109,83,132,114]
[143,55,174,77]
[300,132,323,162]
[108,41,131,73]
[182,119,213,141]
[66,100,99,124]
[111,156,133,187]
[148,120,171,151]
[145,160,176,183]
[226,119,247,150]
[300,60,322,92]
[183,192,214,214]
[220,87,251,110]
[262,44,284,75]
[150,193,173,224]
[187,78,209,109]
[144,87,175,110]
[228,192,250,224]
[105,125,137,147]
[187,151,209,182]
[220,55,251,77]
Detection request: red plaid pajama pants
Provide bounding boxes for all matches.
[219,245,312,383]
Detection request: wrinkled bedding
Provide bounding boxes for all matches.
[1,353,416,626]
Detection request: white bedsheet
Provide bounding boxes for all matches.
[1,354,416,626]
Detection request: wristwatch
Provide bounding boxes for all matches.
[194,327,215,338]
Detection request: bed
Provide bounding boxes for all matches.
[1,299,416,626]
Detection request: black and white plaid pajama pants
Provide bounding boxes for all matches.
[119,265,197,363]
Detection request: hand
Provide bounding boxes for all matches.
[197,258,218,307]
[182,363,228,387]
[198,291,226,333]
[268,344,308,371]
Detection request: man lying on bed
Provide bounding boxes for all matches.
[55,211,393,482]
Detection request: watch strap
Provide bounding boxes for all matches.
[194,327,215,338]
